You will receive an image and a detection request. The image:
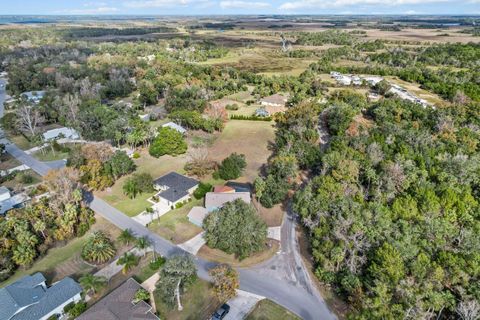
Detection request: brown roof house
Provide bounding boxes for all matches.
[77,278,158,320]
[259,94,288,115]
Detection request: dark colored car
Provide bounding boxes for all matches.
[211,304,230,320]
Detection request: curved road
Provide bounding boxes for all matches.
[0,77,336,320]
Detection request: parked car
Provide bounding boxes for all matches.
[211,304,230,320]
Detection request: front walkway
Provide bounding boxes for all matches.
[178,231,205,255]
[132,202,171,226]
[225,290,265,320]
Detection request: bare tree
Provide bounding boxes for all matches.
[62,93,81,127]
[457,300,480,320]
[184,148,216,177]
[15,105,43,137]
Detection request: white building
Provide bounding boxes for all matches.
[162,122,187,134]
[0,186,29,216]
[42,127,79,141]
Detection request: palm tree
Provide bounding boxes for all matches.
[82,231,116,264]
[79,274,107,295]
[12,244,36,267]
[117,252,139,274]
[118,229,135,246]
[136,236,151,257]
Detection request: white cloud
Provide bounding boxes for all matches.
[279,0,452,10]
[404,9,418,14]
[57,6,119,14]
[123,0,207,8]
[220,1,271,9]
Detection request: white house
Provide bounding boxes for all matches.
[260,94,288,108]
[153,172,198,207]
[162,122,186,134]
[42,127,79,141]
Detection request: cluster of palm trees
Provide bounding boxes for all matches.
[79,229,156,296]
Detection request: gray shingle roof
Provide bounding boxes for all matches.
[205,192,251,210]
[0,273,82,320]
[158,188,189,203]
[77,278,159,320]
[0,273,46,320]
[154,172,198,203]
[11,277,82,320]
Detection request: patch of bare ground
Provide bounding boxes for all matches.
[252,197,284,227]
[198,240,279,268]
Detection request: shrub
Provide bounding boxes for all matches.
[149,127,187,157]
[215,153,247,180]
[225,104,239,110]
[132,152,140,159]
[149,256,166,270]
[193,182,212,199]
[175,202,184,209]
[68,302,87,317]
[230,114,272,121]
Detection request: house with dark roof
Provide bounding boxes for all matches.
[153,172,198,207]
[0,273,82,320]
[77,278,159,320]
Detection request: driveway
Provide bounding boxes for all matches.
[132,201,170,226]
[224,290,264,320]
[178,231,206,255]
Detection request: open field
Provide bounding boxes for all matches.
[155,278,220,320]
[246,299,301,320]
[198,239,279,268]
[208,120,275,182]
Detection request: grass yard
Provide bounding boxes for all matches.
[33,149,70,161]
[198,239,279,268]
[253,199,284,227]
[0,153,21,170]
[0,215,121,287]
[246,299,301,320]
[208,120,275,182]
[1,169,42,191]
[148,198,203,244]
[97,149,187,217]
[154,278,220,320]
[7,134,35,150]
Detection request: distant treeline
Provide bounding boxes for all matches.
[63,26,174,38]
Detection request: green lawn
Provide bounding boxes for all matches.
[154,278,219,320]
[148,198,203,244]
[246,300,301,320]
[97,150,187,217]
[103,191,154,217]
[7,134,35,150]
[33,149,70,161]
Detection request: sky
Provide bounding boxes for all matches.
[0,0,479,16]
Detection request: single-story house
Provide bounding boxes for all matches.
[42,127,79,141]
[161,122,186,134]
[187,206,209,227]
[255,108,270,117]
[20,91,45,104]
[0,186,29,216]
[153,172,198,207]
[260,94,288,108]
[205,191,251,212]
[0,272,82,320]
[77,278,159,320]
